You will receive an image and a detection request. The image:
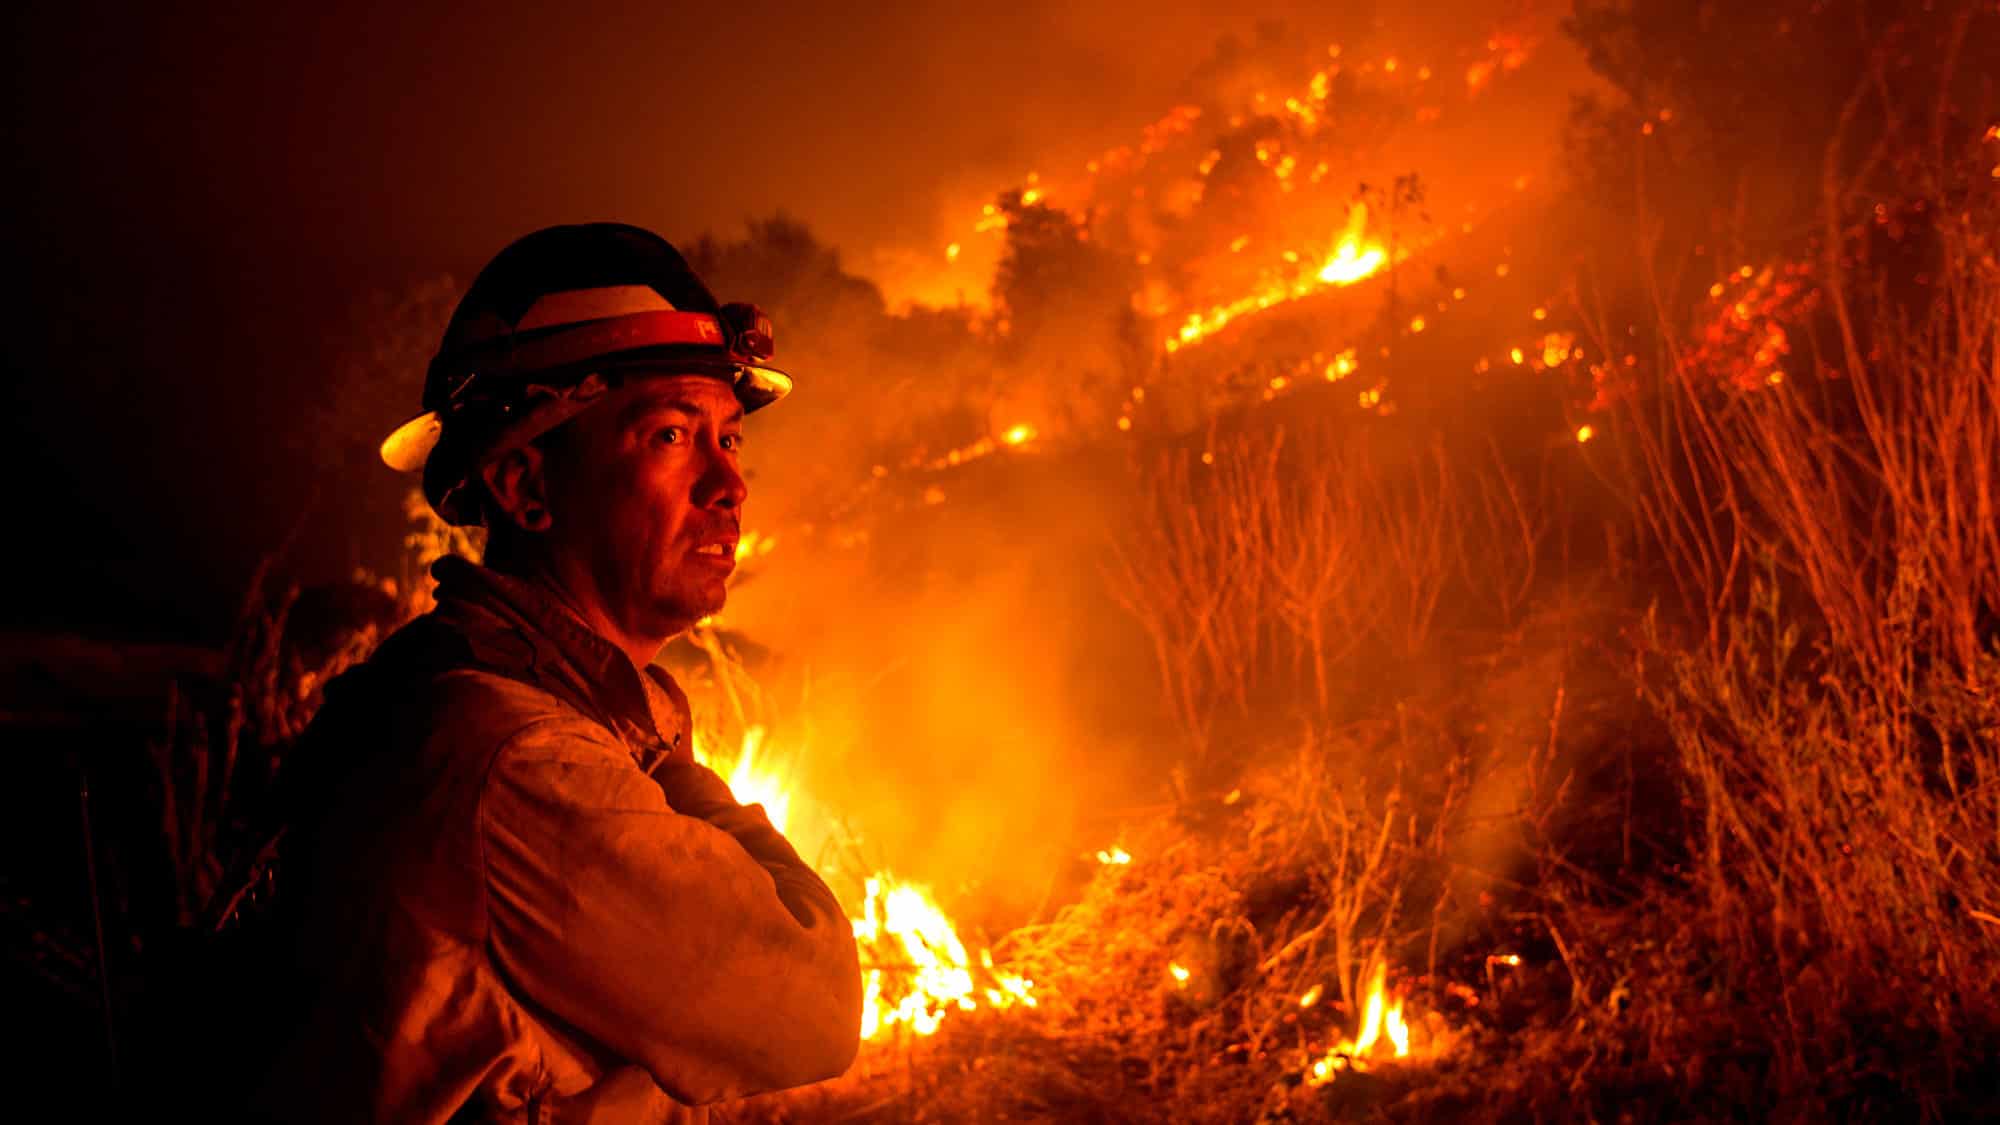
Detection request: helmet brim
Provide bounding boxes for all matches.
[380,411,443,473]
[377,361,792,473]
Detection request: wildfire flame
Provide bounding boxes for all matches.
[674,23,1581,1061]
[1307,960,1411,1085]
[700,727,1035,1041]
[1317,202,1389,286]
[852,874,1036,1038]
[1165,202,1387,352]
[722,727,790,834]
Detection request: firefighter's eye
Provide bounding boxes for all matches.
[720,432,744,452]
[654,426,685,446]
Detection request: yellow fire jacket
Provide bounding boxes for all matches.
[251,556,862,1122]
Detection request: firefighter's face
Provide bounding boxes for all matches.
[540,374,747,639]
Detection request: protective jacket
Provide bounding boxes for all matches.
[250,556,862,1123]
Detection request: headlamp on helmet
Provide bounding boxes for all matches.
[378,223,794,525]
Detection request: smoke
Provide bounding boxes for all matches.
[656,7,1616,928]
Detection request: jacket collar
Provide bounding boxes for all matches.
[428,555,689,762]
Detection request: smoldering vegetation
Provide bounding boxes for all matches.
[12,2,2000,1120]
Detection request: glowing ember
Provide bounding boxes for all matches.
[1308,961,1412,1085]
[1164,203,1387,352]
[1168,962,1192,987]
[1542,331,1576,367]
[1316,203,1389,286]
[853,874,1036,1039]
[1096,846,1132,865]
[924,422,1041,471]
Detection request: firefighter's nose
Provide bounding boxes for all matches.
[697,448,748,511]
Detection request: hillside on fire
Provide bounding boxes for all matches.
[5,0,1999,1120]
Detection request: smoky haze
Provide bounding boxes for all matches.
[3,0,1603,919]
[2,0,1372,632]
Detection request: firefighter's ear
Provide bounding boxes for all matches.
[479,445,554,533]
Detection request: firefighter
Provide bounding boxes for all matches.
[249,223,862,1122]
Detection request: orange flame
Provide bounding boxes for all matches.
[853,874,1036,1038]
[1165,203,1387,352]
[1307,960,1411,1085]
[693,727,793,834]
[699,729,1035,1041]
[1316,202,1389,286]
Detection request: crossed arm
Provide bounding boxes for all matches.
[478,717,862,1106]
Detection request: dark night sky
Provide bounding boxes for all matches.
[2,0,1348,641]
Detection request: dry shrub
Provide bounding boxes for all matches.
[148,570,388,927]
[1457,438,1555,631]
[1611,134,2000,1112]
[1104,421,1473,761]
[1102,440,1270,749]
[149,490,465,931]
[731,727,1463,1124]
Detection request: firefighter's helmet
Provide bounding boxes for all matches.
[380,222,790,525]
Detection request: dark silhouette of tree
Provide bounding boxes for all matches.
[687,216,1006,512]
[992,194,1148,434]
[1564,0,1994,267]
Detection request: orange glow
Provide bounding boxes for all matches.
[853,874,1036,1039]
[1164,203,1386,352]
[694,727,794,835]
[698,728,1034,1042]
[1308,961,1412,1085]
[1316,202,1390,285]
[1542,331,1576,366]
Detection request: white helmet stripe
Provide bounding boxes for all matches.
[513,284,677,331]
